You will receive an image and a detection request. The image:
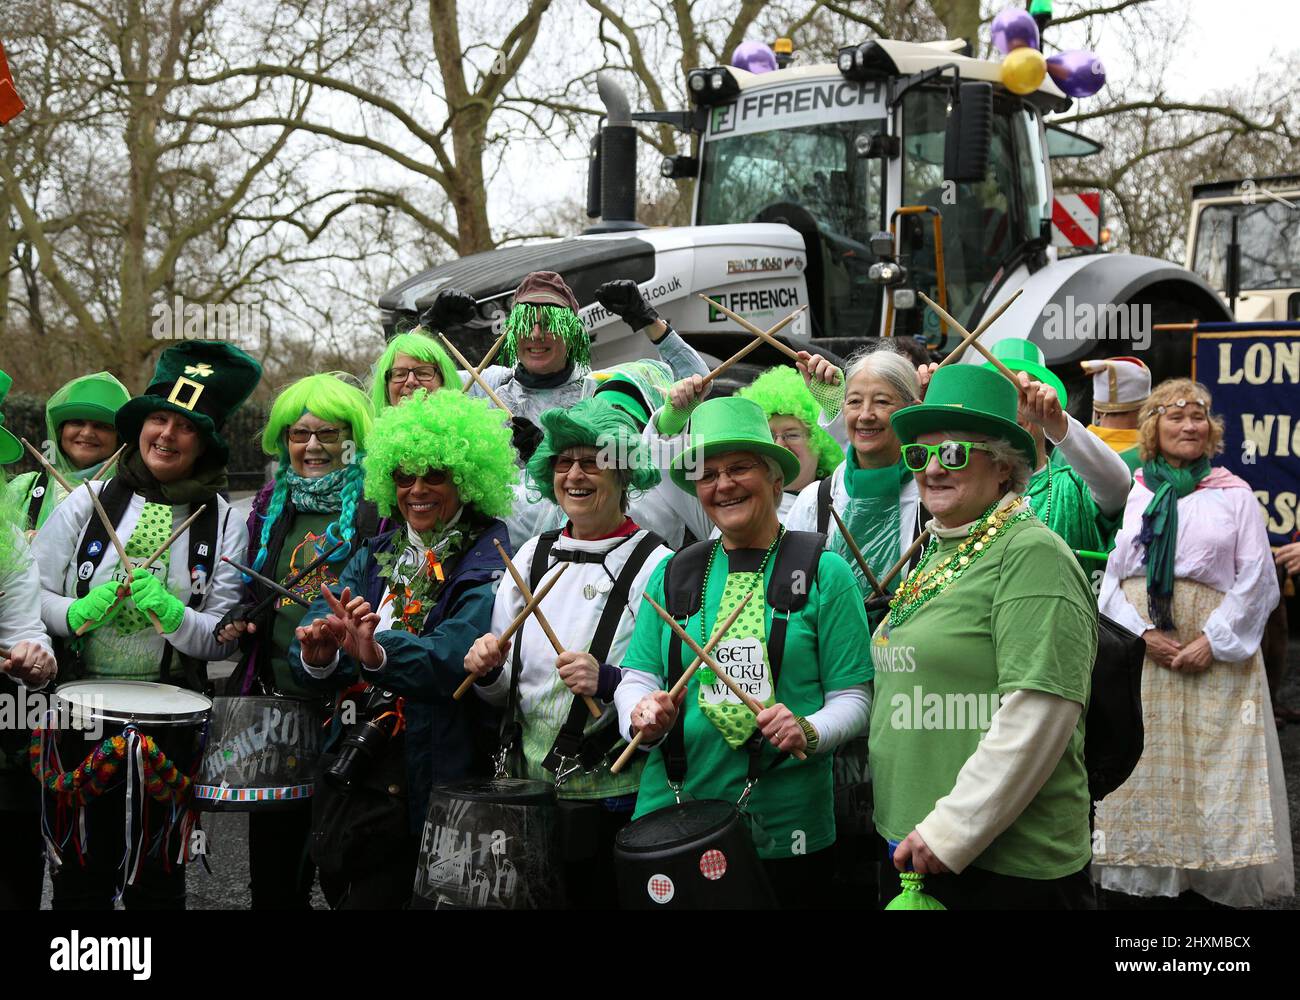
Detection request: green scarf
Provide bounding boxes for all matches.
[285,466,347,514]
[114,447,228,505]
[834,447,911,601]
[1139,455,1210,631]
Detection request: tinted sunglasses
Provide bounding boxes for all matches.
[392,468,449,488]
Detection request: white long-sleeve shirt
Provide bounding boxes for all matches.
[1099,473,1279,661]
[1046,412,1132,517]
[1,529,55,690]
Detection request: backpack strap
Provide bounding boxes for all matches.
[162,498,222,692]
[660,538,715,784]
[73,477,135,598]
[815,475,834,535]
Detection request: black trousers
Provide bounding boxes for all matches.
[0,806,45,910]
[248,805,315,909]
[762,846,838,909]
[559,800,633,910]
[319,834,419,910]
[878,861,1097,910]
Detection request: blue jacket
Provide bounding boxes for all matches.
[289,520,510,832]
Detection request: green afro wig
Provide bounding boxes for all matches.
[502,303,590,369]
[526,398,661,504]
[368,331,461,413]
[363,389,516,520]
[263,372,375,463]
[736,365,843,479]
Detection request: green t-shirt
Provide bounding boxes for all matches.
[869,514,1095,880]
[269,512,336,696]
[621,543,873,860]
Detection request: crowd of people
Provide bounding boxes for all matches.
[0,269,1296,910]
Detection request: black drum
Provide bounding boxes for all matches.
[193,696,322,811]
[613,800,777,909]
[412,778,564,909]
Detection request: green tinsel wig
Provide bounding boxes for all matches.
[263,372,375,462]
[363,389,516,520]
[736,365,844,479]
[526,398,661,504]
[368,331,461,413]
[502,303,590,369]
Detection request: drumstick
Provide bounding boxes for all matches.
[698,295,806,365]
[241,539,348,621]
[934,289,1024,369]
[698,307,810,390]
[89,443,128,482]
[437,332,514,417]
[609,592,753,775]
[220,556,312,608]
[464,332,506,389]
[917,294,1021,388]
[452,563,570,701]
[22,438,164,635]
[73,505,208,635]
[828,507,886,598]
[492,539,600,719]
[644,595,806,761]
[880,531,930,591]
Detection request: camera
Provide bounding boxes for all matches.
[324,686,403,792]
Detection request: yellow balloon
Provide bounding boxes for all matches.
[1000,47,1047,95]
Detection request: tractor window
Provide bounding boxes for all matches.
[900,89,1023,344]
[1193,201,1300,292]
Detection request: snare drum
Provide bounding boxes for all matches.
[613,800,777,909]
[50,680,211,772]
[193,696,323,811]
[412,778,564,909]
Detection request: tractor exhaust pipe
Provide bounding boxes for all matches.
[585,71,645,232]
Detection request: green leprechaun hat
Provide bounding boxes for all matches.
[670,396,801,495]
[47,371,131,429]
[890,364,1038,469]
[985,338,1068,407]
[115,342,262,467]
[0,369,23,464]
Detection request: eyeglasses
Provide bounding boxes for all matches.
[696,460,763,487]
[387,366,442,385]
[554,455,604,475]
[772,429,808,446]
[286,426,345,444]
[392,468,449,488]
[902,440,998,472]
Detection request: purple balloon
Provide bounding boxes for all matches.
[731,41,778,75]
[990,7,1040,55]
[1047,49,1107,98]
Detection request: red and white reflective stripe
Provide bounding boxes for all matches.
[1051,192,1101,248]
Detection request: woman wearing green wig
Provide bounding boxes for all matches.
[288,389,516,908]
[214,372,377,909]
[7,371,130,533]
[367,331,460,412]
[464,399,672,907]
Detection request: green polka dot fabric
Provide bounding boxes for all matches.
[697,570,772,749]
[113,502,174,635]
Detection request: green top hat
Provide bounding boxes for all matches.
[47,371,131,429]
[985,338,1068,407]
[116,342,262,467]
[0,369,23,464]
[670,396,801,496]
[890,365,1038,469]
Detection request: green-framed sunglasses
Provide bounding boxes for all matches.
[902,440,998,472]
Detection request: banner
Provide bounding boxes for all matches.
[1192,327,1300,546]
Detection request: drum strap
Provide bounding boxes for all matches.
[815,474,834,535]
[26,470,50,530]
[543,530,665,774]
[499,530,564,757]
[661,531,827,787]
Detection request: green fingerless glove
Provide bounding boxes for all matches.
[129,568,186,634]
[807,372,845,421]
[66,580,128,634]
[655,398,696,436]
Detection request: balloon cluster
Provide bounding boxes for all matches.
[990,7,1106,98]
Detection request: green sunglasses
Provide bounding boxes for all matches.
[902,440,998,472]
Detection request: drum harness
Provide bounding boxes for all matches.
[659,530,826,810]
[498,528,665,786]
[68,477,221,692]
[25,469,50,528]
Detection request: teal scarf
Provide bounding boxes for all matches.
[835,447,912,603]
[1139,455,1210,630]
[285,466,348,514]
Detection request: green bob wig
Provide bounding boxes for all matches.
[736,366,844,479]
[262,372,375,461]
[526,398,661,504]
[363,388,516,520]
[502,303,590,369]
[368,331,461,413]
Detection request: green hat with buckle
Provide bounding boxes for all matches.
[669,396,801,496]
[890,364,1037,469]
[985,338,1068,407]
[0,369,23,464]
[115,342,262,467]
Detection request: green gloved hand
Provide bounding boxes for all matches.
[67,579,129,634]
[129,567,185,634]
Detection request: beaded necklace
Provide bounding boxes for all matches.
[697,526,785,647]
[887,499,1032,628]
